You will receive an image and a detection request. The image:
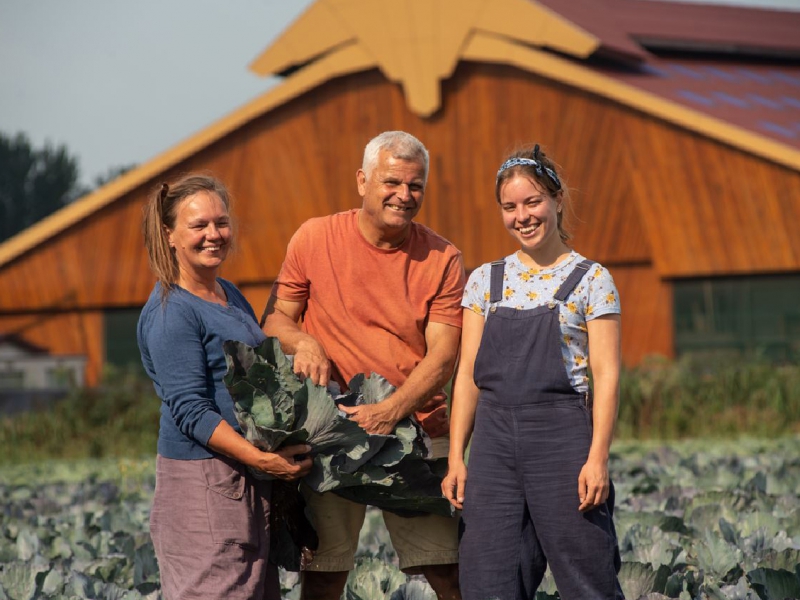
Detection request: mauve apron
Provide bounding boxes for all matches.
[150,455,280,600]
[459,259,624,600]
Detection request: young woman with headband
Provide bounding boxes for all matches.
[443,146,625,599]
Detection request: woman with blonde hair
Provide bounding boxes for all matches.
[137,173,312,600]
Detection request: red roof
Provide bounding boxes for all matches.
[600,58,800,149]
[536,0,800,151]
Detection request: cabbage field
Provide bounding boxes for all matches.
[1,436,798,600]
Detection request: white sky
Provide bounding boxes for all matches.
[0,1,313,186]
[1,0,797,187]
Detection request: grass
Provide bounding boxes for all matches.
[617,353,800,440]
[0,365,160,464]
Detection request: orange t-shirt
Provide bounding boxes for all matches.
[272,209,465,438]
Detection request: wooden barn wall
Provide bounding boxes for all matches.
[0,312,104,385]
[0,64,655,312]
[3,61,797,375]
[608,265,673,365]
[627,119,800,277]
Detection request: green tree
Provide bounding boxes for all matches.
[0,131,83,243]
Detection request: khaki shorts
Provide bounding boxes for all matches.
[300,437,459,572]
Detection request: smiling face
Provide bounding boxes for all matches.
[499,174,565,259]
[356,149,426,248]
[166,190,232,280]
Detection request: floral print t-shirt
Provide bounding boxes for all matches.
[462,251,621,393]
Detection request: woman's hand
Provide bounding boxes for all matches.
[577,456,609,512]
[441,460,468,510]
[256,444,313,481]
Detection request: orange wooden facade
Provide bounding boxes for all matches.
[2,62,799,383]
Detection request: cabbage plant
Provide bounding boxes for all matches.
[223,338,451,517]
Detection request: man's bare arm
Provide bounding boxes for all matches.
[262,294,331,386]
[339,321,461,434]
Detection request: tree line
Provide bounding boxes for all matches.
[0,131,134,243]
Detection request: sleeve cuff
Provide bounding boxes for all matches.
[429,309,465,328]
[195,412,225,446]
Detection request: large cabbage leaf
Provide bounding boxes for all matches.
[223,338,453,515]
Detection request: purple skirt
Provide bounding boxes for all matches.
[150,455,280,600]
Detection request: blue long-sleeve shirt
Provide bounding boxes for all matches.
[137,279,265,460]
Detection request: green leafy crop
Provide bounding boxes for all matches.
[222,338,452,519]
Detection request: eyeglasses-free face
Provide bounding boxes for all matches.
[166,191,232,277]
[498,175,563,257]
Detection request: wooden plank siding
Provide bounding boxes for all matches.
[608,264,674,365]
[0,312,104,385]
[2,61,798,378]
[627,117,800,277]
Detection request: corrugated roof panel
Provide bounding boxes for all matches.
[536,0,800,59]
[703,66,738,82]
[678,90,715,106]
[713,92,749,108]
[600,58,800,151]
[747,94,783,109]
[783,96,800,109]
[760,121,798,138]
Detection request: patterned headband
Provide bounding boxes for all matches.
[496,150,562,191]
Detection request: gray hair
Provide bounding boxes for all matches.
[361,131,429,182]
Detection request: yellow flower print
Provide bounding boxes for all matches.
[606,292,616,304]
[563,334,572,345]
[575,354,586,367]
[528,268,540,276]
[520,271,531,282]
[578,323,587,332]
[567,301,578,313]
[527,291,538,301]
[484,291,491,302]
[540,273,553,280]
[504,287,514,299]
[586,305,594,316]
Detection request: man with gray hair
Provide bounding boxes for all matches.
[263,131,464,599]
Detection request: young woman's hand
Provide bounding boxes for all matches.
[577,456,609,512]
[441,461,468,510]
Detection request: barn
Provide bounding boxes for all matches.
[1,0,799,388]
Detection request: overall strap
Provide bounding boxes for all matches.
[489,260,506,304]
[553,259,595,302]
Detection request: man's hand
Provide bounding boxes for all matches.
[337,322,461,437]
[338,401,401,435]
[293,337,331,386]
[263,296,331,386]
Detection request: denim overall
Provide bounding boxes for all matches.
[459,259,624,600]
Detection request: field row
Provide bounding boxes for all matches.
[0,436,798,599]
